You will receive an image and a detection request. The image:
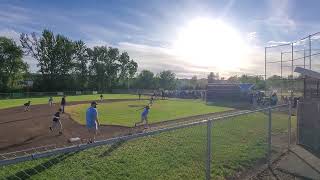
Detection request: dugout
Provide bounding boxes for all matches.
[206,83,254,102]
[294,67,320,154]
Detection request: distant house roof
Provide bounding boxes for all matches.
[207,83,254,92]
[294,67,320,79]
[239,83,255,92]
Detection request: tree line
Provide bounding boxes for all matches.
[0,29,180,92]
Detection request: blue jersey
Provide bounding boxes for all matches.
[141,108,149,117]
[86,107,98,128]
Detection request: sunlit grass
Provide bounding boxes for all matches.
[0,94,145,109]
[0,112,295,179]
[67,99,232,127]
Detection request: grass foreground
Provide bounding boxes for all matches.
[67,99,233,127]
[0,111,295,179]
[0,94,146,109]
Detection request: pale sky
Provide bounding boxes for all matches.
[1,0,320,78]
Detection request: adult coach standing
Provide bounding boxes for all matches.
[61,95,66,113]
[86,101,100,143]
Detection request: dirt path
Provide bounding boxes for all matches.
[0,99,242,154]
[0,99,142,154]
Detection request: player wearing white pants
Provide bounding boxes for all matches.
[135,105,150,129]
[50,108,63,135]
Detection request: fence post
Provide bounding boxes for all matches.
[296,101,300,145]
[288,102,292,149]
[267,107,272,167]
[206,120,212,180]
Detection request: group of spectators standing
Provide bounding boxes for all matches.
[250,90,301,108]
[137,90,206,100]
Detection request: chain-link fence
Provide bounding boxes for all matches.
[0,91,101,100]
[265,32,320,98]
[0,104,292,179]
[296,100,320,155]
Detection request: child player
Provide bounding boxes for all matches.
[100,94,104,102]
[135,105,150,129]
[24,101,31,112]
[49,96,53,106]
[49,108,63,135]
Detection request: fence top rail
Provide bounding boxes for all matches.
[265,32,320,49]
[0,104,288,167]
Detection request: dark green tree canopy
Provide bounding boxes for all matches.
[0,37,28,91]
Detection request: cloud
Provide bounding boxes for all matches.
[0,28,20,42]
[117,42,216,78]
[0,6,30,24]
[116,21,141,31]
[247,32,257,41]
[267,40,291,46]
[79,25,120,43]
[267,0,296,31]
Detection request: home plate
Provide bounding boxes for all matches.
[69,137,81,143]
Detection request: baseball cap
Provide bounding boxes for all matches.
[91,101,98,105]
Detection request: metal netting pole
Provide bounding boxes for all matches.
[304,49,306,69]
[309,35,312,70]
[296,101,300,145]
[291,43,294,97]
[267,107,272,167]
[206,120,212,180]
[265,47,267,81]
[288,102,292,149]
[281,52,283,96]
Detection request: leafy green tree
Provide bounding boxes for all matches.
[73,40,88,89]
[190,75,198,89]
[0,37,28,91]
[20,30,75,90]
[135,70,155,89]
[118,52,130,84]
[208,72,214,83]
[87,46,120,91]
[227,75,239,83]
[158,70,176,90]
[127,60,138,88]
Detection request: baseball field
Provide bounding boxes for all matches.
[0,94,294,179]
[67,99,232,126]
[0,93,148,109]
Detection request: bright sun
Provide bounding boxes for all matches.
[173,17,249,72]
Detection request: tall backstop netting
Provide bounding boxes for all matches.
[265,32,320,97]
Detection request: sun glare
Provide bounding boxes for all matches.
[173,17,249,72]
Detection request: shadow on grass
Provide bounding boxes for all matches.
[99,140,126,158]
[5,152,79,180]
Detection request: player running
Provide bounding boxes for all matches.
[49,96,53,106]
[149,95,154,106]
[49,108,63,135]
[86,101,100,144]
[135,105,150,129]
[100,94,104,102]
[24,101,31,112]
[61,95,66,113]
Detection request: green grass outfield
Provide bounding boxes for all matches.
[0,112,295,179]
[0,94,146,110]
[67,99,233,127]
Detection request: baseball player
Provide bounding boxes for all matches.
[61,95,66,113]
[49,108,63,135]
[24,101,31,112]
[135,105,150,129]
[49,96,53,106]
